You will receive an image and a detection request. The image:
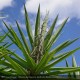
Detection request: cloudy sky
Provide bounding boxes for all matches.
[0,0,80,66]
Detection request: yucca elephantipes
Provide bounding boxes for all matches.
[0,5,80,78]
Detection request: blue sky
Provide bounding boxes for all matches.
[0,0,80,67]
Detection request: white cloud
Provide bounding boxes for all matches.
[25,0,80,21]
[0,0,13,10]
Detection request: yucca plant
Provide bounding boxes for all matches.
[0,32,10,59]
[0,33,12,75]
[0,5,80,79]
[65,55,80,79]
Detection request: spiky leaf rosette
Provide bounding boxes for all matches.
[0,5,80,78]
